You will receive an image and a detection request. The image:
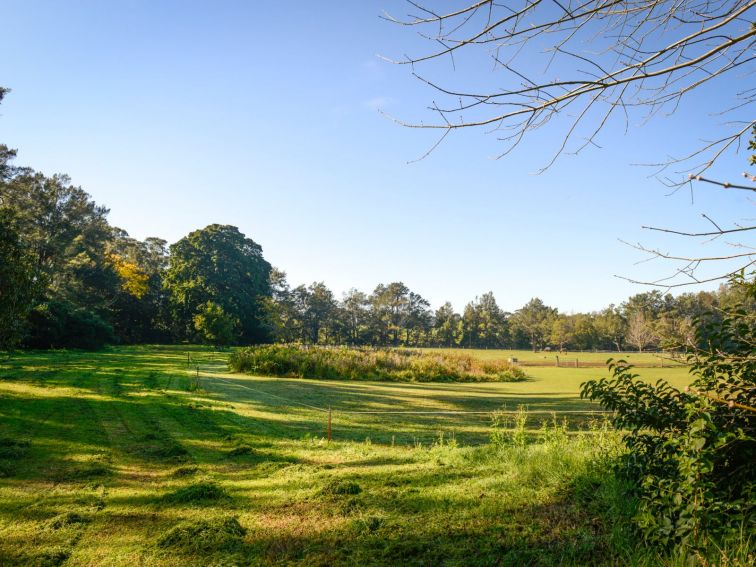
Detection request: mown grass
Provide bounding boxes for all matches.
[421,347,686,365]
[0,345,744,566]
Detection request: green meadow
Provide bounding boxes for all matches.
[0,346,696,566]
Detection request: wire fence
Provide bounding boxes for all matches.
[208,373,612,418]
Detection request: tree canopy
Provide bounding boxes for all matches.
[164,224,272,344]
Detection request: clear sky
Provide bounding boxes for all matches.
[2,1,753,313]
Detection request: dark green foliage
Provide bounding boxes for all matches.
[193,301,238,347]
[164,481,230,503]
[25,300,115,349]
[581,276,755,550]
[164,224,271,344]
[0,211,39,350]
[156,517,246,553]
[229,344,528,382]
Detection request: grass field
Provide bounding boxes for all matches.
[422,347,688,367]
[0,346,699,566]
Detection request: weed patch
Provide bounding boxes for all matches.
[230,345,528,382]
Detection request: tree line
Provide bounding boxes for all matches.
[263,272,749,352]
[0,88,751,351]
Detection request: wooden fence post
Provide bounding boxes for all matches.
[328,407,332,443]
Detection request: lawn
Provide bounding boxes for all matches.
[0,346,695,566]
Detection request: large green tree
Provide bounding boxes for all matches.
[0,211,38,349]
[510,298,557,352]
[108,229,170,343]
[164,224,272,343]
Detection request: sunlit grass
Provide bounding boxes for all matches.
[0,346,738,566]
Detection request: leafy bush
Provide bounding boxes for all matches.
[229,345,527,382]
[193,301,238,348]
[581,275,755,550]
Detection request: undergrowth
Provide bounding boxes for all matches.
[229,344,528,382]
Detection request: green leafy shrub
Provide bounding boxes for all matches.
[581,275,755,551]
[490,406,529,448]
[229,345,527,382]
[25,300,115,350]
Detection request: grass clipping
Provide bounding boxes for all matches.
[157,517,246,553]
[229,345,527,382]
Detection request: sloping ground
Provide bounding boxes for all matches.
[0,346,671,565]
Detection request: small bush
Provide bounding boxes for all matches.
[164,481,229,503]
[581,275,756,551]
[156,516,246,553]
[229,345,528,383]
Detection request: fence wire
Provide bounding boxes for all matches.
[206,372,612,417]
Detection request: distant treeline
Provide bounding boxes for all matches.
[0,88,751,351]
[263,274,750,352]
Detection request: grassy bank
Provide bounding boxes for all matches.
[229,344,528,382]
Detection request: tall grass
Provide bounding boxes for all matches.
[229,344,528,382]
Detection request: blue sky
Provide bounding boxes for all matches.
[2,1,753,313]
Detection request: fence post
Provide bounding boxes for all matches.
[575,358,579,368]
[555,356,560,367]
[327,407,332,443]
